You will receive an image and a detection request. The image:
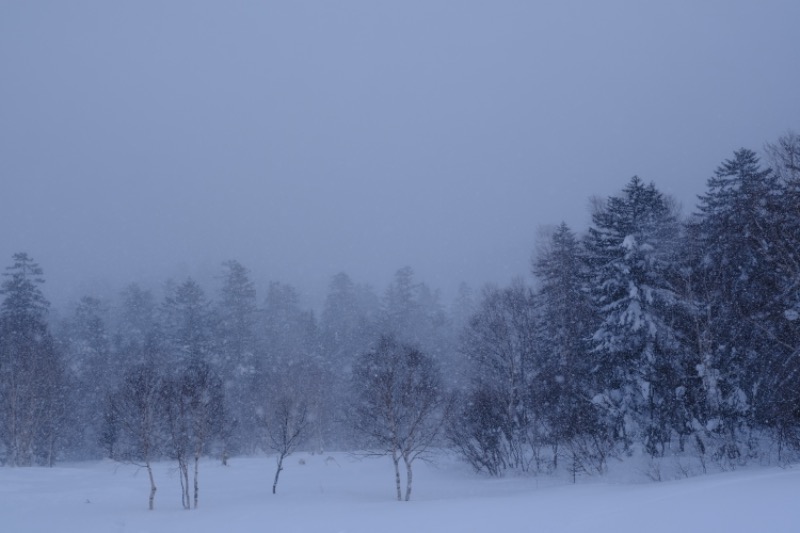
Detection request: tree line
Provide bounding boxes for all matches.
[0,132,798,504]
[450,134,800,479]
[0,253,455,505]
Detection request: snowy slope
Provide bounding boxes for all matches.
[2,453,798,532]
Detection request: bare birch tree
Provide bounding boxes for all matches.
[162,360,224,509]
[261,393,308,494]
[108,364,163,510]
[351,335,447,501]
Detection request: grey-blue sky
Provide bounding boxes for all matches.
[1,1,798,305]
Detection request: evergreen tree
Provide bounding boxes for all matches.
[689,149,781,462]
[319,273,379,449]
[450,282,476,335]
[60,296,113,459]
[261,282,317,369]
[381,267,420,343]
[584,177,687,456]
[0,253,65,466]
[259,282,329,450]
[532,223,599,466]
[763,134,800,456]
[161,278,213,365]
[214,260,258,458]
[113,283,160,371]
[689,147,799,461]
[320,272,375,378]
[380,267,448,365]
[216,260,258,377]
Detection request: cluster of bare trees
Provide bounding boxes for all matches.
[351,335,448,501]
[107,360,224,510]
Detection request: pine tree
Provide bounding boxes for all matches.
[762,134,800,455]
[215,260,258,457]
[534,224,592,370]
[380,267,448,365]
[687,149,783,463]
[381,267,420,343]
[532,223,599,466]
[161,278,212,365]
[318,273,378,449]
[261,282,317,369]
[584,177,686,456]
[0,253,65,466]
[216,260,257,377]
[114,283,160,370]
[320,272,373,377]
[60,296,113,459]
[259,282,329,451]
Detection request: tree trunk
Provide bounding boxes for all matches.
[146,462,157,510]
[178,458,190,509]
[183,463,190,509]
[552,442,558,470]
[391,450,402,501]
[193,453,200,509]
[46,431,56,468]
[403,454,413,502]
[272,453,285,494]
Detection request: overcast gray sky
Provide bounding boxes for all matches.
[1,1,799,306]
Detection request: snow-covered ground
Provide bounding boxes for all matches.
[2,452,798,532]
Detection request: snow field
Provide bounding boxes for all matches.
[2,452,799,532]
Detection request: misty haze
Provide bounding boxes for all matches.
[1,2,799,532]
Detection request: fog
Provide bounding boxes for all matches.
[2,1,798,306]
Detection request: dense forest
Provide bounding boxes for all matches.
[1,133,798,497]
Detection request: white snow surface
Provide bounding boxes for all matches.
[2,452,798,532]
